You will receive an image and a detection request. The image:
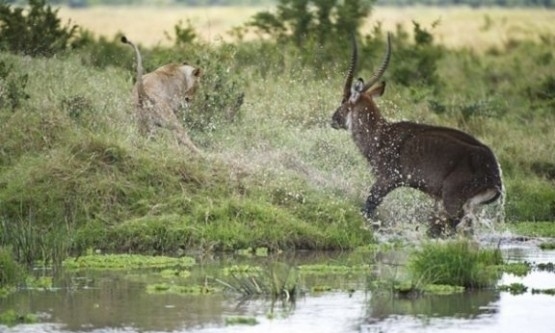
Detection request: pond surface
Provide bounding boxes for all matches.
[1,238,554,333]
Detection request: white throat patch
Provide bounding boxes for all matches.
[346,111,353,132]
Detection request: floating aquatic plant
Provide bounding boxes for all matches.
[225,316,258,326]
[498,283,528,295]
[501,262,532,277]
[146,283,217,295]
[63,254,195,270]
[536,262,555,272]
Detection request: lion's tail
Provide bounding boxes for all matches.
[121,36,148,106]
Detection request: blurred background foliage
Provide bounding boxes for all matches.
[3,0,555,8]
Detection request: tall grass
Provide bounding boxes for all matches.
[0,49,375,264]
[408,240,503,288]
[0,247,24,289]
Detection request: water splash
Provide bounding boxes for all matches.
[368,183,508,245]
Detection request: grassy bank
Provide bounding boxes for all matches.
[0,50,375,264]
[1,5,554,268]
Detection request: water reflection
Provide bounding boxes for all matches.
[1,245,554,333]
[368,290,498,320]
[3,271,228,332]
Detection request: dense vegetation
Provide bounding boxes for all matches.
[0,0,554,275]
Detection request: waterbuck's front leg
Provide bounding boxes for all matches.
[363,180,398,218]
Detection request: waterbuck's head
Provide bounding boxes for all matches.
[331,33,392,131]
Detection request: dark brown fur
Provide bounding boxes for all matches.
[331,34,503,233]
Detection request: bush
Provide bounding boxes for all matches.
[0,0,77,57]
[0,59,29,110]
[408,240,502,289]
[389,22,444,91]
[186,51,245,134]
[247,0,371,47]
[75,33,131,69]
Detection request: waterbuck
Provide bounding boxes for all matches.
[331,33,503,234]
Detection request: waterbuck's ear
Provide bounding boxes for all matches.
[367,81,386,98]
[349,78,365,103]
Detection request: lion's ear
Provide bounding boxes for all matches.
[193,68,202,77]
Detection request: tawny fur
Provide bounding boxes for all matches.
[121,36,202,154]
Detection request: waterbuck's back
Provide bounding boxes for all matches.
[388,122,502,200]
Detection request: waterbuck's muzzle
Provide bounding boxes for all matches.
[331,106,345,130]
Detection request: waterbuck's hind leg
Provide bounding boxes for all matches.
[457,187,502,233]
[427,211,460,238]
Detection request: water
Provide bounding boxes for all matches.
[1,240,554,333]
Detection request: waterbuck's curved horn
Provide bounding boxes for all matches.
[343,33,358,102]
[360,32,392,93]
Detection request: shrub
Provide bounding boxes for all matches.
[169,19,198,47]
[408,240,502,289]
[0,59,29,110]
[247,0,371,47]
[186,55,245,134]
[389,21,444,90]
[0,0,77,57]
[76,33,131,69]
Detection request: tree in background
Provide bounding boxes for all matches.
[247,0,374,47]
[0,0,77,57]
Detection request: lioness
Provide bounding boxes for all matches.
[121,36,202,153]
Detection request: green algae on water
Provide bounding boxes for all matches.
[225,316,258,326]
[63,254,195,270]
[298,264,370,274]
[146,283,218,295]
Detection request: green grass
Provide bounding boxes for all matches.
[498,283,528,295]
[215,262,299,299]
[502,262,532,276]
[225,316,258,326]
[539,242,555,250]
[0,310,37,327]
[0,247,24,289]
[508,222,555,238]
[1,15,554,265]
[146,283,218,295]
[0,50,374,261]
[408,240,503,289]
[298,264,370,274]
